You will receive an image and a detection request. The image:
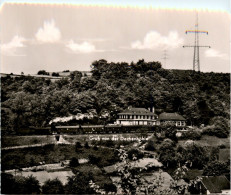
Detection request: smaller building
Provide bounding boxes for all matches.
[116,107,158,126]
[158,112,186,126]
[200,176,230,194]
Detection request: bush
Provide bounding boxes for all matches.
[93,145,98,150]
[52,72,60,77]
[42,178,64,194]
[88,154,101,165]
[202,125,229,138]
[144,140,155,151]
[180,130,202,140]
[103,183,117,193]
[65,172,94,194]
[218,144,226,149]
[1,173,18,194]
[84,142,90,149]
[37,70,49,75]
[75,142,82,152]
[127,149,144,160]
[19,175,41,194]
[69,157,79,167]
[203,160,229,176]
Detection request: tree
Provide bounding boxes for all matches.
[159,139,177,167]
[88,154,101,165]
[37,70,49,75]
[127,149,144,160]
[69,157,79,167]
[203,160,229,176]
[42,178,64,194]
[52,72,60,77]
[65,172,94,194]
[1,173,18,194]
[144,140,155,151]
[84,141,90,149]
[75,142,82,152]
[19,175,41,194]
[163,124,178,142]
[176,143,209,169]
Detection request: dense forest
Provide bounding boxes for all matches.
[1,59,230,134]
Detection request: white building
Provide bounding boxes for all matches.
[116,107,157,126]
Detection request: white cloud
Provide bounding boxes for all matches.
[1,35,26,56]
[205,49,228,60]
[66,40,97,53]
[131,30,184,50]
[35,19,61,43]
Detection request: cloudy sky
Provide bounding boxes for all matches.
[0,0,230,74]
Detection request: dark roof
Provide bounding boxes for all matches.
[118,107,157,116]
[202,176,230,193]
[159,112,186,121]
[219,149,230,162]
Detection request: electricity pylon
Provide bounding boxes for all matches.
[162,49,169,69]
[183,13,210,72]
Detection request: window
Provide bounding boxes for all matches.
[177,121,181,126]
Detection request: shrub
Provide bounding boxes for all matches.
[103,183,117,193]
[18,175,41,194]
[52,72,60,77]
[42,178,64,194]
[69,157,79,167]
[180,130,202,140]
[75,142,82,152]
[104,139,115,147]
[218,144,226,149]
[144,140,155,151]
[203,160,229,176]
[88,154,101,165]
[84,142,90,149]
[127,149,144,160]
[202,125,229,138]
[93,145,98,150]
[65,172,94,194]
[37,70,49,75]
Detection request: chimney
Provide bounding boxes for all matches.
[152,106,155,114]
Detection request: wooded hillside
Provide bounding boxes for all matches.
[1,59,230,132]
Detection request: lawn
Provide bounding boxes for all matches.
[2,133,151,148]
[63,133,151,144]
[2,135,56,148]
[2,144,119,170]
[178,135,230,148]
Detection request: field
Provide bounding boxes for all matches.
[2,133,151,148]
[2,135,56,148]
[178,135,230,148]
[2,144,119,170]
[13,170,74,185]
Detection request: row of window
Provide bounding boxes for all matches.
[162,121,185,126]
[119,115,155,120]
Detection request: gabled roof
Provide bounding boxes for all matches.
[159,112,186,121]
[202,176,230,193]
[118,107,157,116]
